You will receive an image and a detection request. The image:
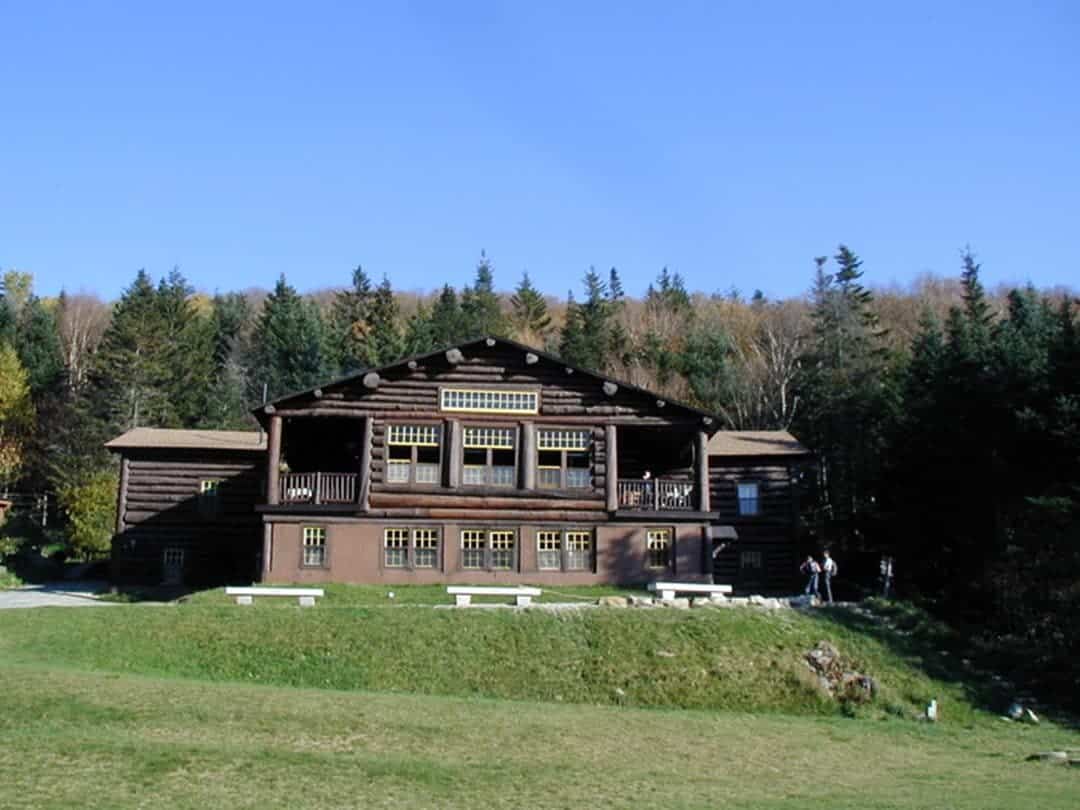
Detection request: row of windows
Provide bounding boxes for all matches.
[440,388,539,414]
[388,424,593,491]
[299,527,678,572]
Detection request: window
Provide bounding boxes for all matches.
[198,478,222,516]
[537,529,593,571]
[441,388,538,414]
[302,526,327,568]
[647,529,672,569]
[461,529,487,569]
[537,531,562,570]
[387,424,442,485]
[737,482,760,516]
[462,426,517,487]
[382,527,441,570]
[384,528,409,568]
[461,529,518,571]
[566,531,593,571]
[740,550,763,570]
[537,429,593,490]
[414,528,439,569]
[489,530,516,570]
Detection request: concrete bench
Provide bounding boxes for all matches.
[647,581,733,602]
[225,586,325,607]
[446,586,542,607]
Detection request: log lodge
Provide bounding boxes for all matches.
[106,337,811,590]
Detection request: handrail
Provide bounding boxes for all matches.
[279,472,358,504]
[616,478,696,511]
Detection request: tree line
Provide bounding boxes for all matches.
[1,248,1077,701]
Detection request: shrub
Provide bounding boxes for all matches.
[58,469,118,559]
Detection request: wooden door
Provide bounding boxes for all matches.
[162,548,185,585]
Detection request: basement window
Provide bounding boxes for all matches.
[383,527,442,570]
[461,528,518,571]
[536,529,594,572]
[647,528,672,569]
[302,526,328,568]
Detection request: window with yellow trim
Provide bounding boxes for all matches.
[462,426,517,487]
[646,528,671,569]
[441,388,538,414]
[384,528,409,568]
[536,429,592,490]
[387,423,442,485]
[302,526,328,568]
[460,528,518,571]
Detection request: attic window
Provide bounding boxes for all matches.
[440,388,538,414]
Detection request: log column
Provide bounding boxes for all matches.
[261,523,273,581]
[266,415,282,505]
[447,420,462,489]
[696,430,711,512]
[359,415,372,511]
[115,456,130,534]
[522,422,536,490]
[605,424,618,512]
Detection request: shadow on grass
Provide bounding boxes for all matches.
[810,599,1079,726]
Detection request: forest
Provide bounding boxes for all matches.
[0,248,1077,701]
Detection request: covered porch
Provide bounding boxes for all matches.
[264,413,370,508]
[606,425,712,514]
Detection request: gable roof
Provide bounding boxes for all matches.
[707,430,810,457]
[255,336,723,428]
[106,427,267,453]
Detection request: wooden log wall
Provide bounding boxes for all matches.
[113,450,264,585]
[708,460,794,523]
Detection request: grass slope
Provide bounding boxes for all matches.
[0,596,1044,723]
[1,664,1076,810]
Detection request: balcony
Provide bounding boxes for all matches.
[279,472,359,505]
[617,478,696,511]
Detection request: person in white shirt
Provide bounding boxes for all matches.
[822,550,838,603]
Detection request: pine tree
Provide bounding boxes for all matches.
[367,276,404,365]
[509,272,552,345]
[429,285,465,347]
[14,295,65,396]
[403,303,437,355]
[331,265,375,373]
[460,252,508,338]
[248,275,328,401]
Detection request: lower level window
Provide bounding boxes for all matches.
[647,528,671,569]
[383,527,442,570]
[740,550,763,569]
[536,529,594,572]
[384,528,409,567]
[303,526,327,567]
[461,528,517,571]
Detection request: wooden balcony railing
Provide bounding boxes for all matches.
[616,478,696,511]
[279,472,358,505]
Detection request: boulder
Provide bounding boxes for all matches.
[663,598,691,610]
[655,649,677,658]
[749,594,767,605]
[597,596,629,608]
[1026,751,1068,764]
[692,597,716,608]
[727,597,749,606]
[1023,708,1040,725]
[628,595,655,607]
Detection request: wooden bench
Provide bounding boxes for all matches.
[225,586,325,607]
[647,581,733,602]
[446,586,542,607]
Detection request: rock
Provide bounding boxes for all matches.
[661,598,691,609]
[749,594,766,605]
[788,594,819,608]
[655,650,677,658]
[1023,708,1040,725]
[727,597,749,606]
[613,687,626,699]
[709,593,728,603]
[1007,702,1025,720]
[692,597,716,608]
[628,595,655,607]
[926,699,939,721]
[597,596,629,608]
[760,598,782,609]
[1026,751,1068,763]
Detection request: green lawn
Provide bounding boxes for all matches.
[1,599,1076,808]
[1,663,1076,810]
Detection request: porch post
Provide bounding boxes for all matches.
[266,415,282,505]
[696,430,711,512]
[522,422,536,490]
[359,415,372,511]
[115,456,130,535]
[261,522,273,581]
[605,424,618,512]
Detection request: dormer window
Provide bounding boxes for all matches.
[440,388,538,414]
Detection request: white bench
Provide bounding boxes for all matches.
[446,586,542,607]
[225,586,325,607]
[647,581,733,602]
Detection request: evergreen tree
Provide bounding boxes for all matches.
[509,272,552,344]
[642,268,693,388]
[331,265,375,373]
[14,295,65,396]
[403,303,437,355]
[429,285,465,347]
[460,252,508,338]
[248,275,328,401]
[367,276,404,365]
[558,268,630,373]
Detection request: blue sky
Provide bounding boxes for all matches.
[1,1,1077,300]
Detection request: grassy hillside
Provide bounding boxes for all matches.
[1,663,1077,810]
[0,597,1023,722]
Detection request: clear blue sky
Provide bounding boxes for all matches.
[2,1,1077,300]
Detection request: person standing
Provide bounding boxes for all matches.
[822,550,838,604]
[800,555,820,597]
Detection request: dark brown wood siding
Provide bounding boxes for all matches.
[111,448,264,585]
